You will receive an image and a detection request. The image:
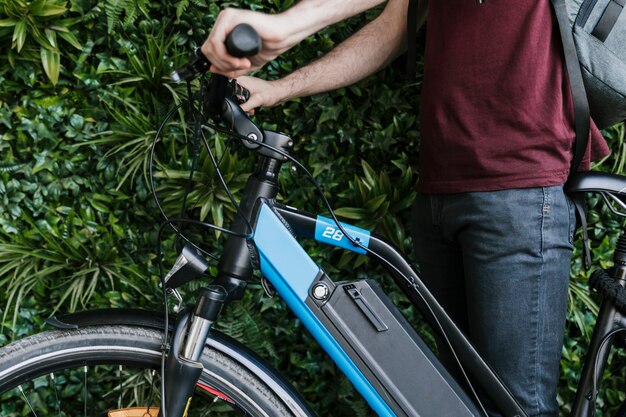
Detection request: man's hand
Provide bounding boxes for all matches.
[237,76,285,114]
[201,9,293,78]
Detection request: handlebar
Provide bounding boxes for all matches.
[225,23,262,58]
[169,48,210,83]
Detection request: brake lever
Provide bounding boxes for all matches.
[226,79,250,105]
[222,97,263,150]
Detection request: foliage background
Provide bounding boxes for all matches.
[0,0,625,416]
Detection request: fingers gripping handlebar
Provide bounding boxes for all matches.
[170,23,261,82]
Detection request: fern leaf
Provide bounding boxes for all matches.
[105,0,126,34]
[176,0,190,20]
[123,1,137,28]
[215,294,278,360]
[0,162,24,173]
[83,4,104,21]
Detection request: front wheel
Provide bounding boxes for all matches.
[0,325,301,417]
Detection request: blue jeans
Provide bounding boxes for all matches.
[411,186,574,417]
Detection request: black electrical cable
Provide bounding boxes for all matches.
[149,96,253,259]
[588,327,626,417]
[149,101,214,256]
[176,79,206,251]
[153,72,488,416]
[200,122,491,417]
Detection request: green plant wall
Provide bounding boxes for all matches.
[0,1,624,416]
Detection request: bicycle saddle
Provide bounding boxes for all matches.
[566,172,626,195]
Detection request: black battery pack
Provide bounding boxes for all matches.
[308,279,480,417]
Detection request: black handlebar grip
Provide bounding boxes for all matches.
[225,24,261,58]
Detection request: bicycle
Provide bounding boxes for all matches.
[1,24,626,417]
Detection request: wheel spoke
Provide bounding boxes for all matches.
[83,365,88,417]
[18,385,39,417]
[118,365,123,409]
[50,372,61,417]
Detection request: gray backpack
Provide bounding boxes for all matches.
[564,0,626,130]
[549,0,626,172]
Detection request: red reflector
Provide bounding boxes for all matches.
[196,383,234,403]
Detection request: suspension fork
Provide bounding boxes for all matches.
[161,287,227,417]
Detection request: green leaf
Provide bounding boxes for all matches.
[176,0,189,19]
[199,195,213,222]
[89,193,113,204]
[333,207,369,220]
[7,48,15,67]
[45,28,57,48]
[211,202,224,229]
[12,20,27,52]
[57,30,82,50]
[0,19,17,27]
[361,160,376,187]
[364,194,387,212]
[30,2,67,17]
[40,47,60,85]
[48,24,69,32]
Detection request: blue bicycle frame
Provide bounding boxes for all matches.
[252,201,523,417]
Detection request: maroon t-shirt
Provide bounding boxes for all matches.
[417,0,609,193]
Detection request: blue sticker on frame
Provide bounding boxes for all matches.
[314,216,371,255]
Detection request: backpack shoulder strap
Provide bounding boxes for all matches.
[550,0,590,174]
[406,0,419,77]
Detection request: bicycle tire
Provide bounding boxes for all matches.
[0,325,298,417]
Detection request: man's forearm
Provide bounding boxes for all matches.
[279,0,388,47]
[203,0,387,76]
[273,0,410,104]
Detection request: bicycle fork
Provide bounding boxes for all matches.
[160,286,227,417]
